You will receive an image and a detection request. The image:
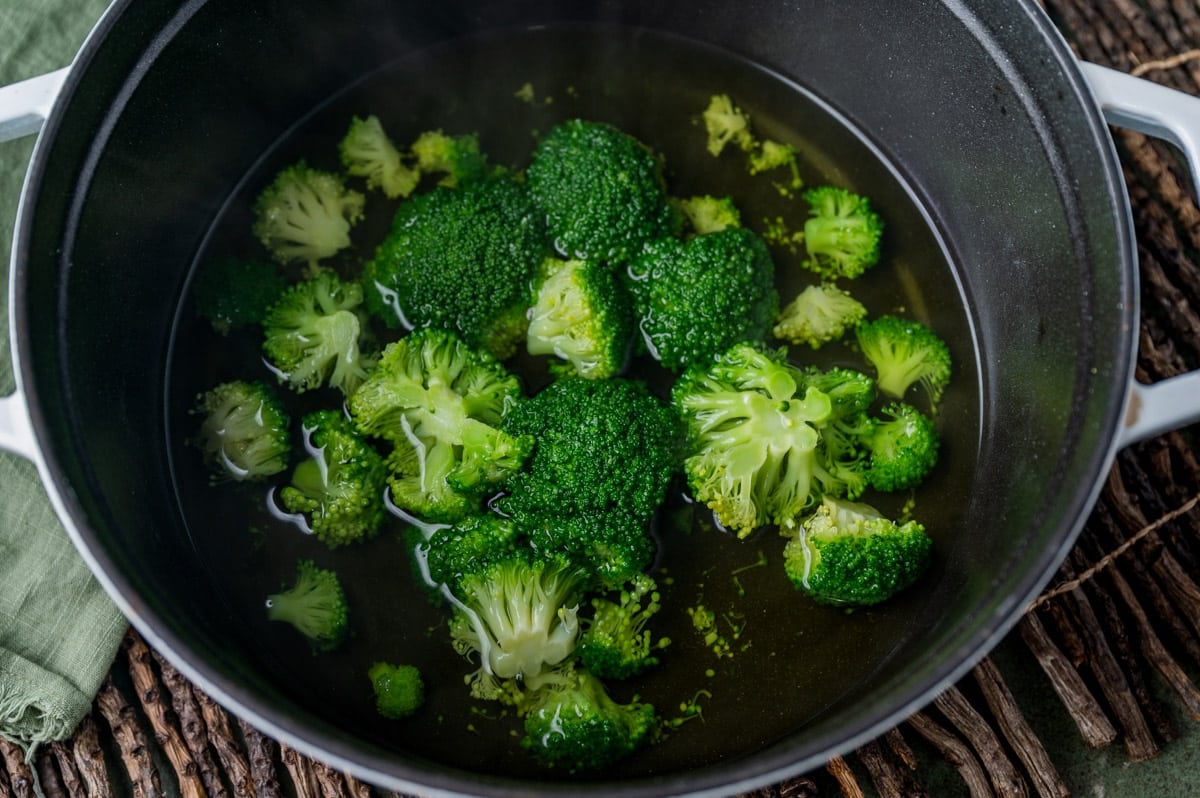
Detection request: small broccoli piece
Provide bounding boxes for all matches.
[798,367,878,502]
[278,410,387,548]
[867,402,941,492]
[626,227,779,372]
[526,257,633,380]
[673,343,834,537]
[192,257,286,335]
[266,559,349,652]
[521,664,657,771]
[748,140,798,175]
[252,161,365,270]
[368,662,424,719]
[800,186,884,280]
[578,574,668,680]
[192,380,291,482]
[262,271,375,396]
[339,115,420,199]
[855,315,953,404]
[782,496,933,606]
[362,176,546,359]
[773,283,868,349]
[701,94,754,157]
[410,129,490,186]
[527,119,674,264]
[674,195,742,236]
[449,552,586,682]
[421,514,520,592]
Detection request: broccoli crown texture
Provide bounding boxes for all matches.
[797,367,877,502]
[673,343,833,537]
[262,271,374,396]
[362,176,545,359]
[701,94,754,157]
[867,402,941,493]
[526,257,634,380]
[192,257,286,335]
[521,665,657,772]
[674,195,741,236]
[192,380,291,482]
[773,283,868,349]
[626,227,779,372]
[855,315,953,404]
[577,574,667,680]
[368,662,425,719]
[519,509,657,590]
[253,161,364,268]
[266,559,349,651]
[278,409,387,548]
[527,119,674,264]
[801,186,884,280]
[783,496,933,606]
[410,129,491,186]
[421,514,520,593]
[340,115,420,199]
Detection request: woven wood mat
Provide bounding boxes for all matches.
[7,2,1200,796]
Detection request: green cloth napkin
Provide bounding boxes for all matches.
[0,0,127,748]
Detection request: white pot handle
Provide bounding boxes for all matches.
[0,390,37,459]
[0,68,70,143]
[1078,62,1200,448]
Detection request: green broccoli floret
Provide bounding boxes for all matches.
[867,402,940,492]
[421,514,520,592]
[361,176,546,359]
[855,315,953,404]
[192,257,286,335]
[520,664,657,771]
[799,367,877,501]
[800,186,884,280]
[252,161,365,270]
[192,380,291,482]
[578,575,669,680]
[348,329,531,523]
[701,94,754,157]
[526,257,633,380]
[773,283,868,349]
[527,119,674,264]
[262,271,375,396]
[626,227,779,372]
[782,496,933,606]
[278,410,387,548]
[368,662,424,719]
[339,115,420,199]
[673,343,834,538]
[410,129,490,187]
[748,140,802,193]
[674,195,741,236]
[266,559,349,652]
[448,552,586,683]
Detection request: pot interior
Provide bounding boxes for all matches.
[14,0,1133,794]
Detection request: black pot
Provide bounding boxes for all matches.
[4,1,1200,795]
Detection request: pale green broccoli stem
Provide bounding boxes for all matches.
[340,115,421,199]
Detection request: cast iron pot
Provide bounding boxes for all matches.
[4,0,1200,795]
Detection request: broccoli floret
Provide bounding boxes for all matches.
[673,344,834,538]
[674,195,742,236]
[266,559,349,652]
[262,271,375,396]
[773,283,868,349]
[520,665,657,771]
[339,115,420,199]
[800,186,884,280]
[867,402,940,492]
[192,257,286,336]
[855,315,953,404]
[278,410,387,548]
[252,161,365,270]
[782,496,933,606]
[362,176,546,359]
[527,119,674,264]
[701,94,754,157]
[448,552,586,682]
[410,129,490,186]
[368,662,425,719]
[421,514,520,592]
[348,329,531,523]
[526,257,633,380]
[520,510,657,590]
[798,367,878,502]
[192,380,291,482]
[578,575,668,680]
[626,227,779,372]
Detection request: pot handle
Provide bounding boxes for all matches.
[0,68,69,143]
[1079,62,1200,448]
[0,391,37,460]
